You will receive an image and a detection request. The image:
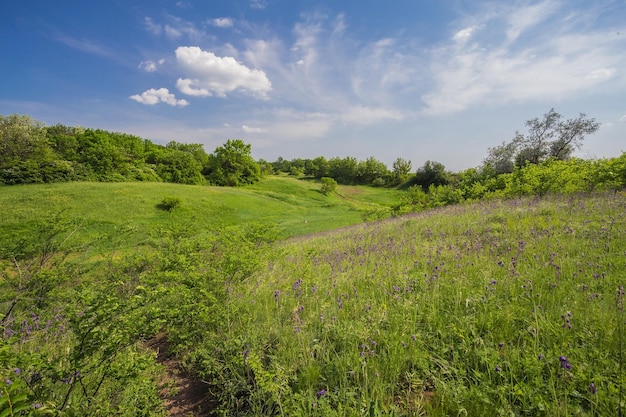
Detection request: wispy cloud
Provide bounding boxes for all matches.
[53,34,119,60]
[210,17,234,28]
[143,15,205,42]
[250,0,267,10]
[421,2,626,114]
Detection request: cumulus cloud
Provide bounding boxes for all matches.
[129,88,189,107]
[175,46,272,98]
[210,17,234,28]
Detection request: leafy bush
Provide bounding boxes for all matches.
[157,196,182,211]
[320,177,338,195]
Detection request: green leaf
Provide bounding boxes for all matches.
[12,403,31,414]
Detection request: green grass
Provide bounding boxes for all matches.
[0,177,402,255]
[214,192,626,416]
[3,178,625,416]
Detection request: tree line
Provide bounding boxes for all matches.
[1,110,625,203]
[0,114,260,186]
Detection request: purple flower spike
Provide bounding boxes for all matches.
[589,382,597,395]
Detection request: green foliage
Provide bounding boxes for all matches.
[205,139,261,186]
[391,157,412,185]
[156,196,182,212]
[210,192,626,416]
[483,109,600,173]
[320,177,338,195]
[413,160,449,191]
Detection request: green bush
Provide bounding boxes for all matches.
[157,196,182,211]
[320,177,338,195]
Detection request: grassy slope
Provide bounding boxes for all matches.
[225,192,626,415]
[0,177,402,253]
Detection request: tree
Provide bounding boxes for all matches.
[328,157,358,184]
[356,157,388,185]
[0,114,51,165]
[205,139,261,186]
[512,108,600,166]
[414,160,448,191]
[391,157,412,185]
[482,141,517,175]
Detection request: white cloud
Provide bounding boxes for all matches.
[138,59,164,72]
[129,88,189,107]
[144,17,162,35]
[620,114,626,123]
[506,0,560,42]
[453,27,476,42]
[340,106,404,124]
[175,46,272,98]
[242,125,266,133]
[250,0,267,10]
[586,68,615,80]
[165,25,182,40]
[210,17,234,28]
[421,3,626,115]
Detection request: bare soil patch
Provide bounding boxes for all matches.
[146,332,216,416]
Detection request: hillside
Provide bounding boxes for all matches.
[1,181,625,416]
[0,176,403,254]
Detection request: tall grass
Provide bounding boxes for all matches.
[203,192,626,416]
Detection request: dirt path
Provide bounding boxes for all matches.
[147,332,216,416]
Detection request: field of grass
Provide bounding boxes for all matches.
[1,179,625,416]
[0,177,401,254]
[211,192,626,416]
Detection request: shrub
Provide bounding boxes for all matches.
[320,177,338,195]
[157,196,182,212]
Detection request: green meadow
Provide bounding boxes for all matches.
[1,177,625,416]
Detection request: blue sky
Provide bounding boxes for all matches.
[1,0,625,171]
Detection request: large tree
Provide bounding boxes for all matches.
[483,109,600,173]
[514,108,600,166]
[414,160,449,191]
[204,139,261,186]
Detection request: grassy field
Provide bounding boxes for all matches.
[1,179,625,416]
[0,176,403,253]
[216,192,626,416]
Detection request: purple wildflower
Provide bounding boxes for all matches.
[4,379,12,386]
[495,366,501,373]
[317,389,327,398]
[559,355,572,370]
[589,382,597,395]
[274,290,280,303]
